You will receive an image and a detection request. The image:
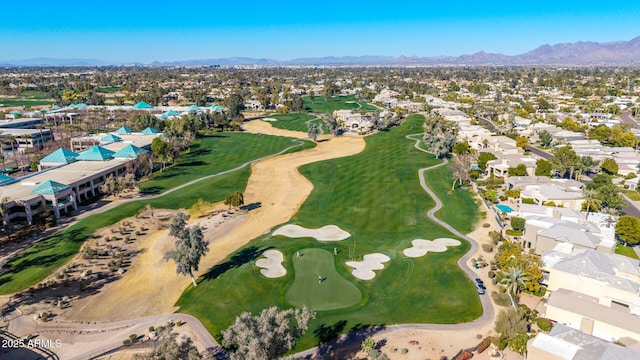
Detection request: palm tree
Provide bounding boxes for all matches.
[35,124,46,150]
[602,206,619,228]
[583,189,602,220]
[4,135,16,154]
[501,267,529,310]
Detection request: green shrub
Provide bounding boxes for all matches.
[488,230,501,244]
[482,190,498,202]
[532,286,547,297]
[536,317,553,332]
[129,334,137,342]
[495,337,508,350]
[123,339,131,346]
[505,189,521,199]
[522,198,535,204]
[491,291,512,307]
[482,244,493,252]
[482,223,491,228]
[510,217,526,231]
[505,229,523,236]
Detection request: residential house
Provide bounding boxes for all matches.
[333,110,373,132]
[508,177,585,210]
[540,246,640,343]
[517,203,615,254]
[527,324,640,359]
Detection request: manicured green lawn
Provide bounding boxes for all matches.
[0,133,312,295]
[286,248,362,311]
[140,133,313,194]
[423,165,481,234]
[623,189,640,201]
[176,114,482,350]
[18,90,52,99]
[262,113,327,133]
[615,243,640,259]
[97,87,121,93]
[0,98,54,108]
[406,133,481,233]
[303,94,377,113]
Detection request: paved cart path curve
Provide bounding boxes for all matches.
[292,134,495,359]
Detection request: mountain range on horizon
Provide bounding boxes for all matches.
[3,36,640,67]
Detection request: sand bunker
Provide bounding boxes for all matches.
[346,253,391,280]
[262,117,277,122]
[255,249,286,278]
[403,238,461,258]
[273,224,350,241]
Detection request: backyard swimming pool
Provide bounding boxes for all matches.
[496,204,514,213]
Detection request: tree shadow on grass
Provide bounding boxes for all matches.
[140,186,163,195]
[0,275,12,288]
[185,147,212,157]
[5,228,87,272]
[176,160,208,167]
[201,246,268,283]
[309,323,387,360]
[6,253,74,276]
[200,133,228,139]
[314,320,347,344]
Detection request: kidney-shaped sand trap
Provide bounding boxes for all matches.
[273,224,350,241]
[255,249,286,278]
[403,238,461,258]
[346,253,391,280]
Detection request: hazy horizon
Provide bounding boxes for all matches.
[3,1,639,63]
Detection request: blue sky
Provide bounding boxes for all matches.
[1,1,639,63]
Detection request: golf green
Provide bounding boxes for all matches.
[286,248,361,311]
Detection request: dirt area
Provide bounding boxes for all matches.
[358,329,522,360]
[66,206,246,321]
[0,208,179,324]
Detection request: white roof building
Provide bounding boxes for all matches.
[528,324,640,359]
